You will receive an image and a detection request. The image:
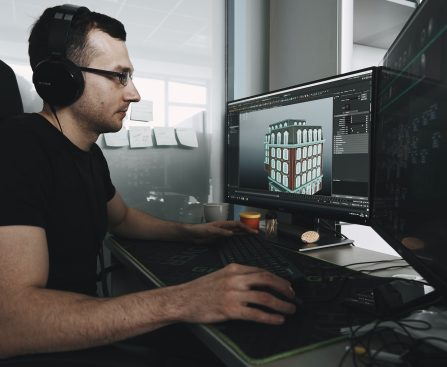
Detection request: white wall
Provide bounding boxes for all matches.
[352,43,387,69]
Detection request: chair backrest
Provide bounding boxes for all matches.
[0,60,24,123]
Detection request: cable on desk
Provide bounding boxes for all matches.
[338,315,447,367]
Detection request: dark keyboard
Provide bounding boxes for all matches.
[218,235,305,282]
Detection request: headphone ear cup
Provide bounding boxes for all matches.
[33,58,84,107]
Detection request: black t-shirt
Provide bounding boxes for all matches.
[0,113,115,295]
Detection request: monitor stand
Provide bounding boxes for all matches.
[267,213,354,252]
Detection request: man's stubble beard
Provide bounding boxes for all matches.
[74,103,122,135]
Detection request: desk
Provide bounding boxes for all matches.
[105,236,419,367]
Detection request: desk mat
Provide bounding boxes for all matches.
[108,237,397,365]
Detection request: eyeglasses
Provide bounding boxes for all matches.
[79,66,133,86]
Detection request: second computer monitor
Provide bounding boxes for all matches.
[225,68,377,224]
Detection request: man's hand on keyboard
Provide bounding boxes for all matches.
[172,263,297,325]
[183,220,258,244]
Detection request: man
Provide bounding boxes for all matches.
[0,5,296,364]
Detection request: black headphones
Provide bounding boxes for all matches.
[32,4,90,107]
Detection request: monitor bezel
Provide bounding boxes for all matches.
[224,67,379,225]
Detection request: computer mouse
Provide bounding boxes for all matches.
[249,286,303,315]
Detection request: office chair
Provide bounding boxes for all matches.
[0,60,23,123]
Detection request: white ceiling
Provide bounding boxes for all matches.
[0,0,213,61]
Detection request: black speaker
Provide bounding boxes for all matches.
[33,5,90,107]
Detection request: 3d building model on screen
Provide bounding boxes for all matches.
[264,119,325,194]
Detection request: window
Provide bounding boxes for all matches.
[168,81,207,126]
[303,129,308,143]
[272,159,276,169]
[272,148,276,158]
[131,77,166,126]
[277,132,282,144]
[276,148,282,159]
[284,131,289,144]
[271,133,275,144]
[303,160,307,172]
[283,162,289,174]
[296,162,301,174]
[276,172,282,182]
[295,176,301,188]
[283,148,289,160]
[296,148,301,160]
[282,175,288,186]
[308,146,312,157]
[169,81,206,104]
[130,78,208,127]
[277,161,282,172]
[297,130,302,144]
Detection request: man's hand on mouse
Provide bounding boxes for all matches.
[170,264,297,325]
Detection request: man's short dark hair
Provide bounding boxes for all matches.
[28,6,127,71]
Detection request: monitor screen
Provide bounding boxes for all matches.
[225,68,377,224]
[372,0,447,301]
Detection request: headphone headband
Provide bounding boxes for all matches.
[48,5,89,57]
[33,4,90,107]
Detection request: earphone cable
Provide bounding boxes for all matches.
[50,104,63,134]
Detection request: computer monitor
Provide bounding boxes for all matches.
[225,68,377,226]
[372,0,447,303]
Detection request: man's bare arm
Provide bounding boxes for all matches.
[0,225,182,357]
[0,226,296,358]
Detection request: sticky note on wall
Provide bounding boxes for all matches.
[130,100,153,122]
[175,128,198,148]
[104,126,128,147]
[153,127,177,146]
[129,126,153,148]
